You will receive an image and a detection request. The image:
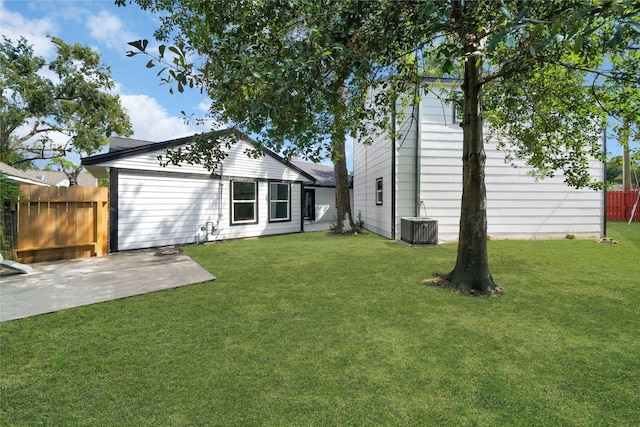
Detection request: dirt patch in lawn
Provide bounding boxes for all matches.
[422,276,504,297]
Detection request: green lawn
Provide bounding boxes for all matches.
[1,222,638,426]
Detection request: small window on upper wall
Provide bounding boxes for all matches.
[376,177,383,205]
[269,182,290,222]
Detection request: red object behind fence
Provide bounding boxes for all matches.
[607,190,640,222]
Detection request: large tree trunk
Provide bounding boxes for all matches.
[333,137,353,233]
[622,123,631,191]
[444,48,499,294]
[66,168,82,187]
[332,77,354,233]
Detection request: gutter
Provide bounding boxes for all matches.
[416,84,422,217]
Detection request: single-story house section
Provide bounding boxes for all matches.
[23,170,97,187]
[0,162,49,186]
[290,158,354,227]
[81,130,315,252]
[354,79,605,241]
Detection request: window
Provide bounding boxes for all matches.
[231,181,257,224]
[451,90,463,123]
[376,177,383,205]
[269,182,290,222]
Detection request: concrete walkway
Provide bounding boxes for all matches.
[0,248,215,322]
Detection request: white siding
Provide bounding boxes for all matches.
[354,114,394,238]
[212,180,302,241]
[312,187,337,222]
[354,97,419,239]
[107,137,308,250]
[117,172,219,250]
[102,139,307,182]
[417,87,604,241]
[354,84,604,242]
[394,103,419,238]
[222,140,307,181]
[101,149,211,175]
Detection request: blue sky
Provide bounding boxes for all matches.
[1,0,347,168]
[2,1,207,143]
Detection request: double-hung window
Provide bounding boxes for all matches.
[269,182,290,222]
[231,181,257,224]
[376,178,383,205]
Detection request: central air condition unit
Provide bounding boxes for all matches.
[400,217,438,245]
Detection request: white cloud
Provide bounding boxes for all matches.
[86,9,138,52]
[196,100,212,113]
[0,1,57,57]
[119,93,204,141]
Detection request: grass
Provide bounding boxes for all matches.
[1,222,639,426]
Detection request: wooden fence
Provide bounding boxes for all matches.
[12,185,108,263]
[607,190,640,222]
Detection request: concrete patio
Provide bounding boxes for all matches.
[0,248,215,322]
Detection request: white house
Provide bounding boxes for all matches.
[354,80,605,242]
[82,130,315,252]
[0,162,49,186]
[23,170,98,187]
[290,159,354,227]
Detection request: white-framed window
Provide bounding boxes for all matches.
[376,177,383,205]
[231,180,257,225]
[269,182,290,222]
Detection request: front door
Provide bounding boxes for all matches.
[303,189,315,221]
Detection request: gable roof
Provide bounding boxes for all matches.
[108,136,156,152]
[23,170,97,187]
[0,162,49,186]
[291,160,353,188]
[81,129,316,183]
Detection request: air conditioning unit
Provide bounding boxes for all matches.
[400,217,438,245]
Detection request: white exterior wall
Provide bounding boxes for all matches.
[354,99,418,239]
[394,104,419,238]
[304,186,355,223]
[354,85,604,241]
[106,139,307,250]
[417,86,604,241]
[212,179,303,241]
[117,171,219,250]
[353,118,394,238]
[312,187,337,222]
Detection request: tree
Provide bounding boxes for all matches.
[119,0,639,294]
[44,158,83,187]
[119,1,418,233]
[0,36,132,167]
[607,155,640,186]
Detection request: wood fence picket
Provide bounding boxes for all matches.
[12,185,108,263]
[606,190,640,222]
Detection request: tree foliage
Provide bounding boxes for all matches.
[119,0,640,293]
[120,1,423,232]
[0,36,132,167]
[0,172,19,203]
[607,155,640,185]
[44,158,84,187]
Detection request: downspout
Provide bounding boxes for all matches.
[300,182,305,232]
[415,84,422,217]
[603,129,607,237]
[391,94,397,239]
[109,167,119,253]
